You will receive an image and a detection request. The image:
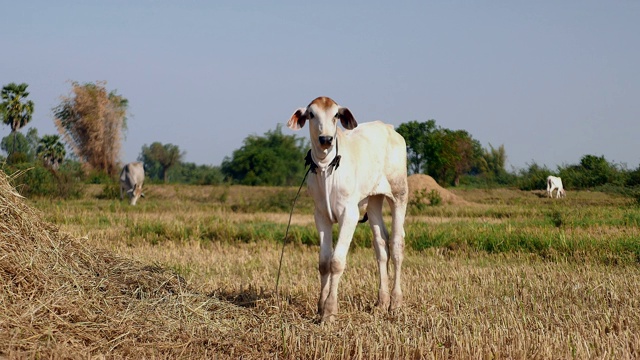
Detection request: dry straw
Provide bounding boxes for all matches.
[0,170,229,358]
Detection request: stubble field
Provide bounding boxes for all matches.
[2,178,640,359]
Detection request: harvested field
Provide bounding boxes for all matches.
[2,174,640,358]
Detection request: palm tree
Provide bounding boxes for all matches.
[37,135,66,170]
[1,83,35,155]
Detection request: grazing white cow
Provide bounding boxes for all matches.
[546,175,566,198]
[120,162,145,205]
[287,96,408,322]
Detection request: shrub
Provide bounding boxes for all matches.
[86,170,115,184]
[427,189,442,206]
[97,181,121,200]
[409,189,428,213]
[558,155,627,189]
[629,188,640,207]
[516,162,550,191]
[548,208,564,228]
[2,162,83,199]
[52,167,84,199]
[6,152,30,164]
[409,188,442,214]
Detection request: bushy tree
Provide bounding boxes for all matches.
[37,135,66,170]
[516,161,551,191]
[167,162,224,185]
[627,165,640,187]
[221,125,308,186]
[398,119,486,186]
[139,142,185,183]
[431,129,483,186]
[1,83,34,155]
[477,143,513,184]
[0,128,40,163]
[53,81,128,177]
[396,120,437,174]
[25,127,40,155]
[558,154,626,189]
[1,132,30,159]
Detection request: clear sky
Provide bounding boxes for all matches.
[2,1,639,171]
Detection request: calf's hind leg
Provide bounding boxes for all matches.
[367,195,391,310]
[388,195,407,311]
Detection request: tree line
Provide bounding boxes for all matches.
[2,81,640,199]
[216,120,640,194]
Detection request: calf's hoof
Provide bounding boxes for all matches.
[320,313,336,323]
[390,293,403,311]
[376,297,390,311]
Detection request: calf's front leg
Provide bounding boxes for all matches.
[320,205,359,323]
[315,212,333,316]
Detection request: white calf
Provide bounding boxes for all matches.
[546,175,566,198]
[288,96,408,323]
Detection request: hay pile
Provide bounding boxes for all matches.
[407,174,468,205]
[0,171,232,358]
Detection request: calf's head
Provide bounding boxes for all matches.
[287,97,357,157]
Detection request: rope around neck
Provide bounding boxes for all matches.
[274,136,341,295]
[274,137,341,295]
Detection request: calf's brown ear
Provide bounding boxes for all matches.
[338,107,357,130]
[287,107,308,130]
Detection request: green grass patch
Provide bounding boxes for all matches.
[29,185,640,265]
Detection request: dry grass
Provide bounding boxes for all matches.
[0,172,215,357]
[2,176,640,358]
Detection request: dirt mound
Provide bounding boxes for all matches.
[407,174,468,205]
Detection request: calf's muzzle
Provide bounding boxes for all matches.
[319,136,333,146]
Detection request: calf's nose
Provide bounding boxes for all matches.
[319,136,333,146]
